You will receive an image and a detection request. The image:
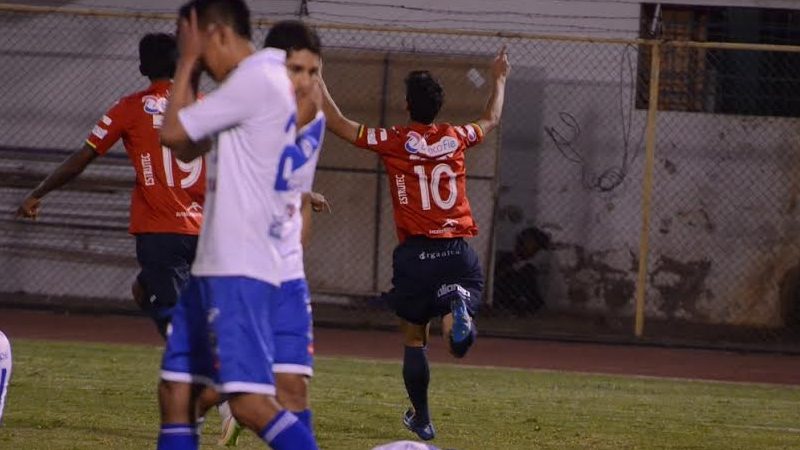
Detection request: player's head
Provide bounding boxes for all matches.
[139,33,177,80]
[405,70,444,124]
[515,227,552,258]
[264,20,322,97]
[178,0,252,82]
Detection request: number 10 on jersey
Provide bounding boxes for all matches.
[413,163,457,211]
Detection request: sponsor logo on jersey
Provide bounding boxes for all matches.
[437,283,470,299]
[367,128,377,145]
[142,95,168,115]
[101,115,112,126]
[443,218,459,227]
[379,128,388,142]
[176,202,203,218]
[91,125,108,140]
[430,218,460,235]
[404,131,459,157]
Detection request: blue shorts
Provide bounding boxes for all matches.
[274,278,314,376]
[160,276,280,395]
[135,233,197,337]
[383,237,484,325]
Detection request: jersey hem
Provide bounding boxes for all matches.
[189,269,282,288]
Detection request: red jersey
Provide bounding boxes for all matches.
[355,121,485,242]
[85,81,205,235]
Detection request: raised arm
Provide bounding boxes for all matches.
[319,75,361,144]
[475,46,511,136]
[160,9,211,162]
[16,144,98,219]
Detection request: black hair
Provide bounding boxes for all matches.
[139,33,177,79]
[264,20,321,56]
[179,0,251,40]
[405,70,444,124]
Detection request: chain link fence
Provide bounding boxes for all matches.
[2,5,800,352]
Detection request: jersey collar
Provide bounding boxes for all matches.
[148,79,172,92]
[242,47,287,69]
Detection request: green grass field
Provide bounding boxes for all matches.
[1,340,800,449]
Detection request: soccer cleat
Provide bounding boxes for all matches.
[217,402,243,447]
[403,408,436,441]
[450,296,473,344]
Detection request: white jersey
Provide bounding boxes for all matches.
[178,48,296,287]
[277,111,326,282]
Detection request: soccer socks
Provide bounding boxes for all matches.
[259,410,318,449]
[403,346,431,424]
[295,409,313,432]
[157,424,198,450]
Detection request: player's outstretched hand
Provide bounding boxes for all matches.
[16,195,41,220]
[491,45,511,80]
[308,191,331,213]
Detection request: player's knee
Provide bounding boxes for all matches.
[132,280,146,309]
[158,380,195,422]
[195,387,221,418]
[159,380,187,402]
[401,321,429,347]
[404,335,426,347]
[228,393,282,432]
[276,374,309,411]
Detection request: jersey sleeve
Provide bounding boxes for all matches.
[178,68,273,142]
[85,100,126,155]
[453,122,485,149]
[354,125,403,154]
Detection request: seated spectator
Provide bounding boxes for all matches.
[493,227,552,316]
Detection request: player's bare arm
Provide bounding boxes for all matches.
[475,45,511,136]
[16,143,98,219]
[318,75,360,144]
[160,9,211,162]
[300,191,330,248]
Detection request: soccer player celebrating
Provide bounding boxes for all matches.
[217,20,326,447]
[16,33,204,339]
[157,1,317,449]
[320,47,510,440]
